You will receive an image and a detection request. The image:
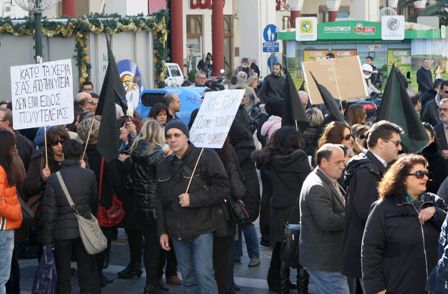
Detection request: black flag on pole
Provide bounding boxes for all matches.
[96,37,128,162]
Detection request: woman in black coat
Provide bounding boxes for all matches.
[362,154,448,294]
[42,139,100,294]
[129,119,167,294]
[421,122,448,193]
[253,126,311,293]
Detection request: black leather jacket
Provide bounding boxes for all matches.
[156,143,230,240]
[130,140,166,223]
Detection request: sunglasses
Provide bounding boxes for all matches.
[166,133,183,139]
[387,139,402,147]
[343,134,352,141]
[408,170,429,179]
[51,140,65,146]
[359,134,368,140]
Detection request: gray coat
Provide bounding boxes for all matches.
[299,168,345,272]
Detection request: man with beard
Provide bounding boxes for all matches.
[259,63,285,104]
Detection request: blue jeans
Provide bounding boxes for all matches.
[172,233,217,294]
[234,223,260,259]
[307,269,349,294]
[0,230,14,294]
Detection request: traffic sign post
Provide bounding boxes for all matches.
[263,24,279,53]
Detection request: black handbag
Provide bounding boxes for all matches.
[281,223,300,268]
[222,197,250,225]
[18,194,35,224]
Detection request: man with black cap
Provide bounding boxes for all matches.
[156,120,230,294]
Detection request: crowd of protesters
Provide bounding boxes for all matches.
[3,54,448,294]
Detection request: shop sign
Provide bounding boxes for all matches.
[296,17,317,41]
[318,21,381,40]
[381,16,405,40]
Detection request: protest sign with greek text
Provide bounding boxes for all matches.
[10,59,74,130]
[190,89,245,148]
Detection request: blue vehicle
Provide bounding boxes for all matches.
[136,87,206,126]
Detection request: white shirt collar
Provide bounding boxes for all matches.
[370,151,387,168]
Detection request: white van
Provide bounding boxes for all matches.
[164,63,185,87]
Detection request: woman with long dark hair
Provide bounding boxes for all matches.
[0,130,23,293]
[23,126,70,242]
[253,126,311,293]
[362,154,448,294]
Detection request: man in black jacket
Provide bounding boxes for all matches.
[417,59,433,93]
[157,120,230,294]
[421,78,443,119]
[259,63,285,104]
[341,120,403,293]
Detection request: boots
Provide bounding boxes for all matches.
[117,263,143,279]
[145,265,163,294]
[297,265,309,294]
[280,262,291,294]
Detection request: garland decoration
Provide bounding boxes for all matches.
[0,11,168,88]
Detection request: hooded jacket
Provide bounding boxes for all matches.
[341,151,387,277]
[268,149,311,242]
[260,115,282,141]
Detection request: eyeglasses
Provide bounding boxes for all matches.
[407,170,429,179]
[440,108,448,112]
[166,133,183,139]
[387,139,402,147]
[51,140,65,146]
[343,134,352,141]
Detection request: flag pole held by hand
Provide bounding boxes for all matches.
[185,148,204,194]
[82,118,95,160]
[44,126,48,168]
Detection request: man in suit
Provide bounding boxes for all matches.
[299,144,349,294]
[341,120,403,293]
[435,98,448,160]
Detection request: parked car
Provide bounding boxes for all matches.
[164,63,185,87]
[136,87,206,126]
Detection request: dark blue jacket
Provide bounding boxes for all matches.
[427,214,448,293]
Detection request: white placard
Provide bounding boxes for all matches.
[381,15,405,41]
[296,17,318,41]
[189,89,245,148]
[10,59,74,130]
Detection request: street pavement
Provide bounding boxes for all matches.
[18,227,298,294]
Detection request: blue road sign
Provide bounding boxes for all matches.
[262,24,279,53]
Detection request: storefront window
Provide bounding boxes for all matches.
[187,15,203,72]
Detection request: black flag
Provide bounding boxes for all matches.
[282,69,309,130]
[96,37,128,161]
[377,65,428,152]
[310,72,346,123]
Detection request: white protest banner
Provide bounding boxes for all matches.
[189,89,245,148]
[10,59,74,130]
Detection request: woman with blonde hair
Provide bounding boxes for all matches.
[129,119,168,294]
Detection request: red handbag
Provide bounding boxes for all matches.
[97,158,125,228]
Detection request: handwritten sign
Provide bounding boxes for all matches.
[190,89,245,148]
[10,59,74,130]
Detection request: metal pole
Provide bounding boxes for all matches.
[34,11,43,63]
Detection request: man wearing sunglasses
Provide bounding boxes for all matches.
[156,120,230,294]
[340,120,403,293]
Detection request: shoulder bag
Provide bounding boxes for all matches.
[96,158,125,228]
[56,171,107,255]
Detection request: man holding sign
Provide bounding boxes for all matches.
[157,120,230,294]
